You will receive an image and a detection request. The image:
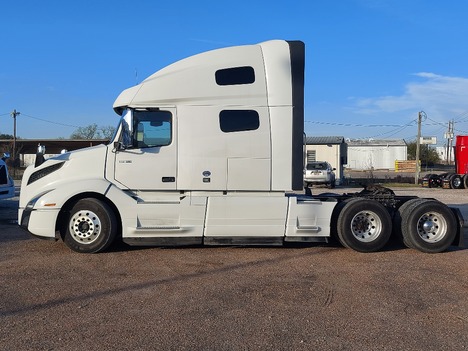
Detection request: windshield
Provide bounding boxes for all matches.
[306,162,327,170]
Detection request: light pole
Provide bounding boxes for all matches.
[10,109,20,174]
[414,111,426,185]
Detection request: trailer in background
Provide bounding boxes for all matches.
[422,135,468,189]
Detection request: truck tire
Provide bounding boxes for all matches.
[336,198,392,252]
[393,198,425,248]
[400,199,457,253]
[64,198,117,253]
[428,174,442,188]
[449,174,464,189]
[464,174,468,189]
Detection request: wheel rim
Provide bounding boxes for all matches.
[350,210,382,242]
[416,211,447,243]
[453,177,461,188]
[69,210,102,244]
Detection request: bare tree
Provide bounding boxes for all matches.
[70,124,115,140]
[99,125,116,139]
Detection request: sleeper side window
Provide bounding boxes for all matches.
[219,110,260,133]
[215,66,255,86]
[133,110,172,148]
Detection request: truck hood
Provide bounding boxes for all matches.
[22,144,109,190]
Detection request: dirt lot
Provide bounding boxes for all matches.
[0,186,467,351]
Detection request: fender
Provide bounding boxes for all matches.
[19,179,135,239]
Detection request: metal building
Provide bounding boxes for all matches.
[346,139,407,170]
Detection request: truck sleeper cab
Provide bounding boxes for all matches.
[18,40,464,254]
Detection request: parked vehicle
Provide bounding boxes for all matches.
[422,135,468,189]
[304,161,335,188]
[18,40,464,254]
[0,153,15,200]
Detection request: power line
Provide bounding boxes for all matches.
[21,113,81,128]
[452,110,468,123]
[305,120,407,128]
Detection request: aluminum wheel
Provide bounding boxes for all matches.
[335,198,392,252]
[350,210,382,242]
[416,211,448,243]
[69,210,102,244]
[400,199,457,253]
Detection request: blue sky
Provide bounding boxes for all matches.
[2,0,468,146]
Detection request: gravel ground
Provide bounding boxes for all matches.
[0,185,467,351]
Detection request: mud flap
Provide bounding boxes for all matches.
[450,207,465,248]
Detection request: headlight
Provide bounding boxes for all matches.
[25,190,54,210]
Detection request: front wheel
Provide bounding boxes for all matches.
[400,199,457,253]
[336,198,392,252]
[63,198,117,253]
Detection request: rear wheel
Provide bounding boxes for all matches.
[450,174,464,189]
[463,174,468,189]
[400,199,457,253]
[428,174,442,188]
[336,198,392,252]
[393,198,424,248]
[64,198,117,253]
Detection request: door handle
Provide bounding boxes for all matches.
[162,177,175,183]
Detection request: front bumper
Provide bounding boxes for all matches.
[19,207,60,240]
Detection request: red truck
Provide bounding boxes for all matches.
[422,135,468,189]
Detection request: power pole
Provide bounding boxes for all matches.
[444,120,454,165]
[10,109,20,168]
[415,111,422,184]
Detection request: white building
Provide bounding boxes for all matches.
[305,136,347,183]
[346,139,407,170]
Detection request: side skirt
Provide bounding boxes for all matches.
[284,236,328,243]
[123,237,203,247]
[123,236,329,247]
[204,236,283,246]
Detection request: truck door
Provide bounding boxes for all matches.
[114,108,177,190]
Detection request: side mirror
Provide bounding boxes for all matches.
[1,152,10,161]
[35,144,46,167]
[113,141,124,152]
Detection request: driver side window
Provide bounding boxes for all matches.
[133,110,172,148]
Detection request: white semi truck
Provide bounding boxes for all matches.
[18,40,464,253]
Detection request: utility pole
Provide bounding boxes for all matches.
[443,120,454,165]
[10,109,20,170]
[449,120,454,165]
[445,121,450,165]
[415,111,423,185]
